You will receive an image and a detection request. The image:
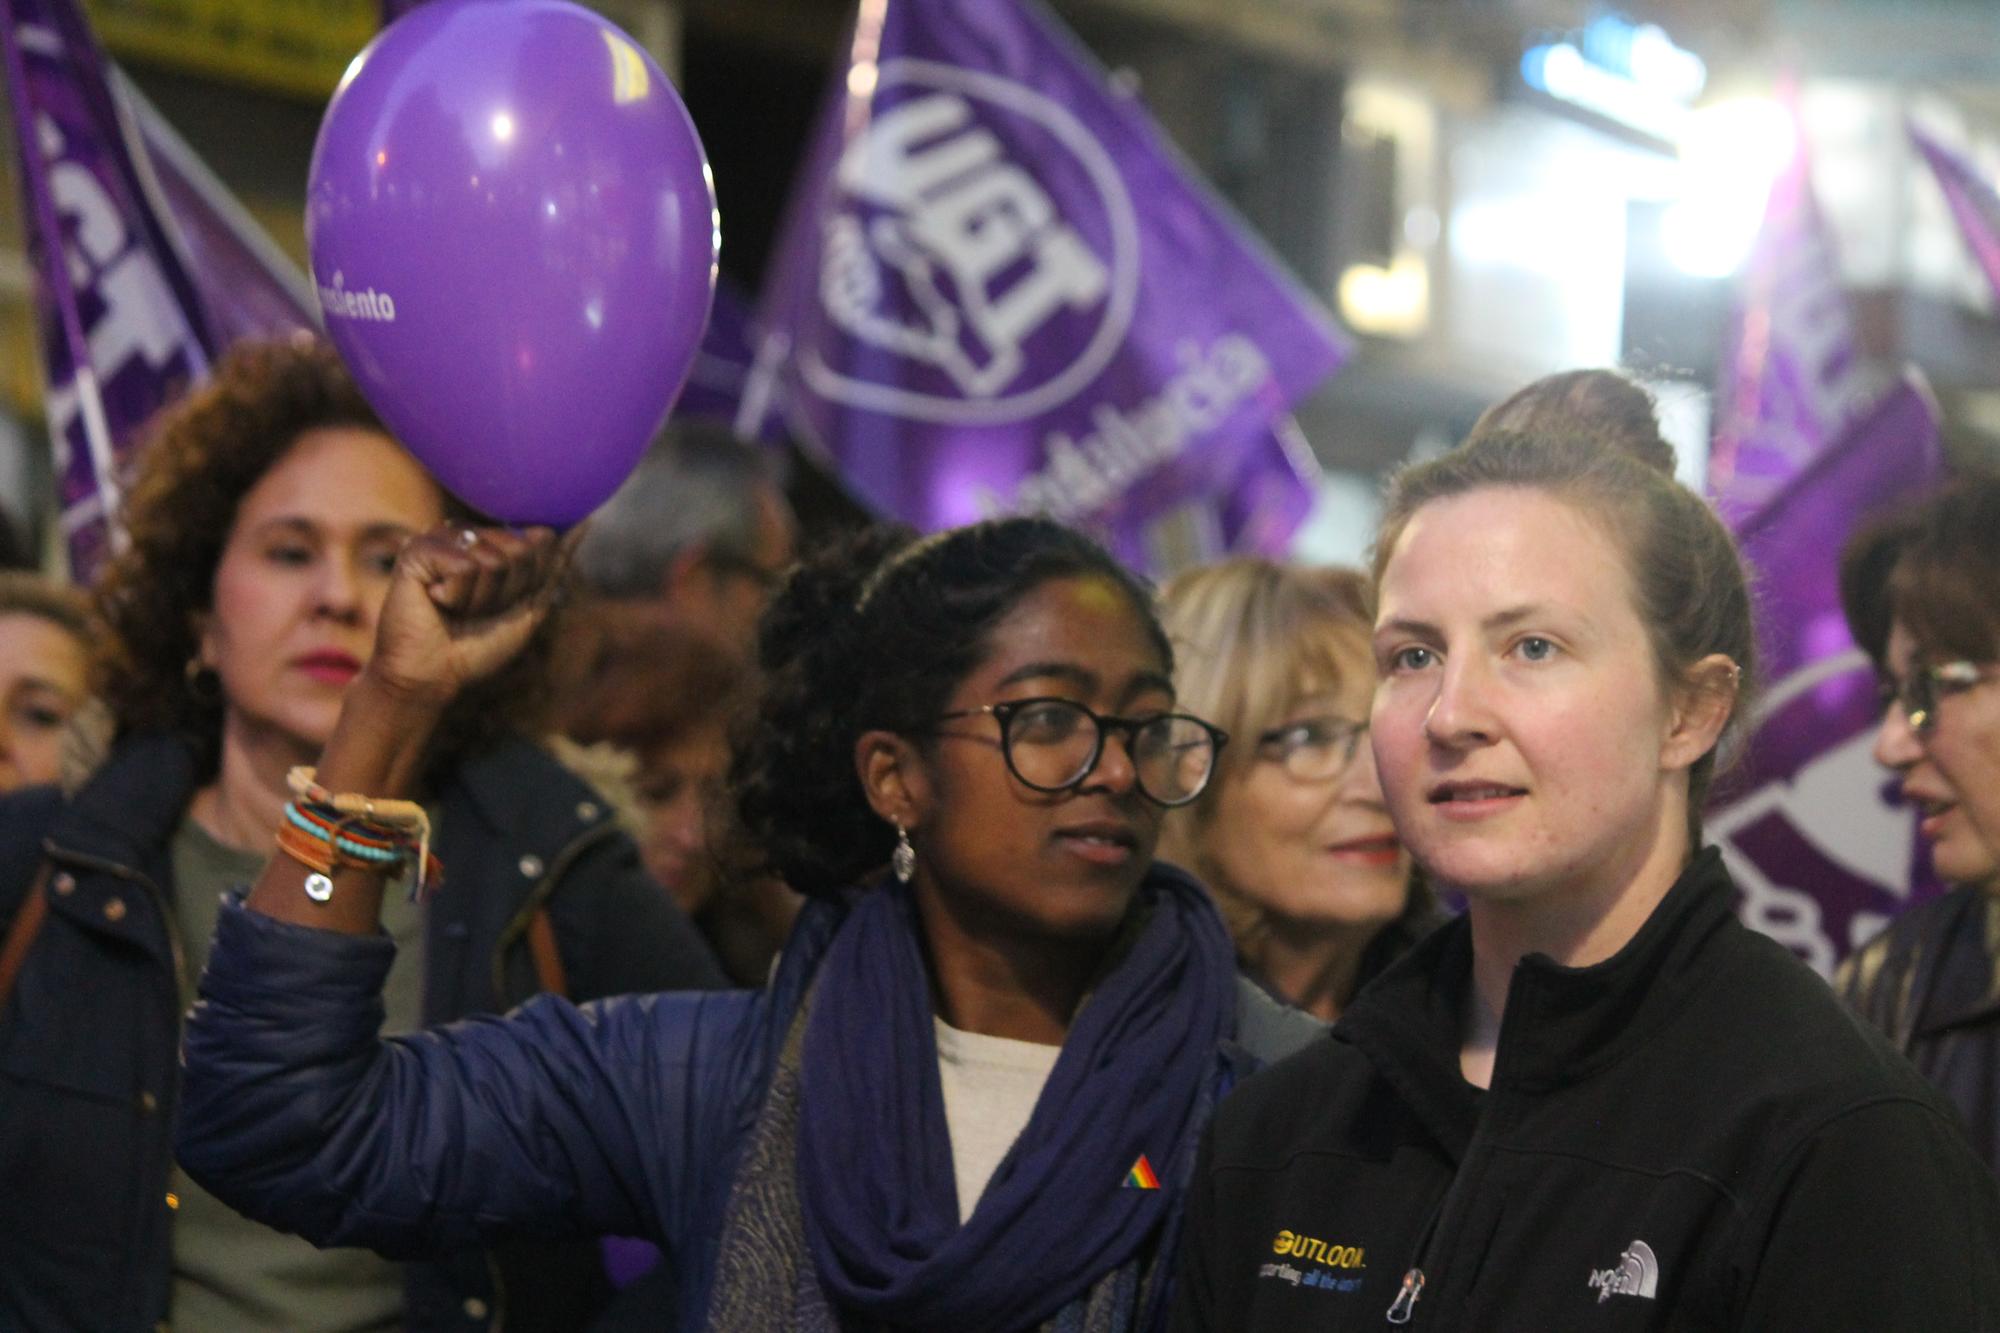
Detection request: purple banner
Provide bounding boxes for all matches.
[1,0,312,579]
[672,276,780,439]
[2,0,212,578]
[1709,122,1879,529]
[1909,122,2000,307]
[746,0,1343,572]
[1709,374,1947,974]
[122,72,315,346]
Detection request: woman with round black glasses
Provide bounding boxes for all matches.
[1161,560,1436,1021]
[176,516,1320,1332]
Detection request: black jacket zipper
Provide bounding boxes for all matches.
[1385,1077,1505,1324]
[1386,1186,1447,1323]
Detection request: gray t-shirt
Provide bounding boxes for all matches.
[166,814,428,1332]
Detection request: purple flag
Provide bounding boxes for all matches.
[2,0,211,578]
[1909,122,2000,307]
[1709,120,1879,528]
[122,72,315,345]
[672,277,780,437]
[747,0,1343,572]
[1,0,314,579]
[1709,374,1947,974]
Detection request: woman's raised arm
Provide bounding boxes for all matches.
[177,896,754,1258]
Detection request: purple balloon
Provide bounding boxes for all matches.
[307,0,718,524]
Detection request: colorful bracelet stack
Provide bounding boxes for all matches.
[275,767,442,904]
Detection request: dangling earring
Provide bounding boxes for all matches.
[184,655,221,704]
[892,822,916,884]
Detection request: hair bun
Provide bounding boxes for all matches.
[1467,369,1678,478]
[753,523,914,676]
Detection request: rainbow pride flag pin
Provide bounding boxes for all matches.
[1124,1154,1161,1190]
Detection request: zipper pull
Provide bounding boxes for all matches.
[1386,1268,1425,1324]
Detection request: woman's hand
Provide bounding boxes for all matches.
[246,524,569,931]
[365,523,569,710]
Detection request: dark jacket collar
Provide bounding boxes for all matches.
[448,733,587,842]
[1912,887,2000,1037]
[1336,848,1737,1162]
[47,731,201,874]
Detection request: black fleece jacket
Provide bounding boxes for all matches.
[1171,848,2000,1331]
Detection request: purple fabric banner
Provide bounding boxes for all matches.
[674,276,780,437]
[1709,124,1879,529]
[121,72,315,346]
[1,0,313,579]
[746,0,1344,572]
[2,0,213,579]
[1909,122,2000,307]
[1709,374,1947,974]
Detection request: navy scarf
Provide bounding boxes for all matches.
[796,867,1236,1332]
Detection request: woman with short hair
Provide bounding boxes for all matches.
[0,572,93,795]
[1160,559,1430,1020]
[1837,475,2000,1174]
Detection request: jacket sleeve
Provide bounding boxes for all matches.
[177,897,754,1262]
[1166,1128,1221,1333]
[1733,1097,2000,1329]
[550,824,728,1001]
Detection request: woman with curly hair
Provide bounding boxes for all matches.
[173,514,1321,1332]
[0,572,94,794]
[0,337,722,1333]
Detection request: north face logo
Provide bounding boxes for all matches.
[1587,1239,1659,1303]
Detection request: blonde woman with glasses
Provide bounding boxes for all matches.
[1160,561,1433,1021]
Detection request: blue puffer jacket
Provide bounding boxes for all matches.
[0,731,726,1332]
[175,865,1321,1331]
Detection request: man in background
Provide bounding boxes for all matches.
[574,419,797,658]
[556,421,803,985]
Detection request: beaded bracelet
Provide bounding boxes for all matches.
[283,803,403,864]
[274,823,342,903]
[280,767,441,903]
[274,812,446,904]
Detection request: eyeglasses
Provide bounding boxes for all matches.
[1877,660,1996,734]
[1255,714,1368,783]
[933,697,1228,807]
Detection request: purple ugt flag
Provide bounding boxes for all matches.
[1708,374,1947,975]
[0,0,313,579]
[1909,122,2000,307]
[746,0,1346,573]
[1,0,211,579]
[1709,116,1881,529]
